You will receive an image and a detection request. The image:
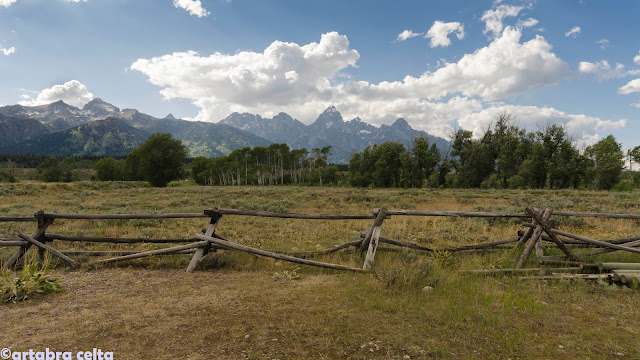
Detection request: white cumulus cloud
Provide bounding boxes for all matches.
[19,80,94,108]
[65,0,87,3]
[565,26,581,38]
[517,18,538,28]
[1,46,15,56]
[131,29,619,145]
[634,51,640,65]
[351,27,570,102]
[131,32,359,121]
[396,30,422,42]
[618,79,640,95]
[579,60,629,81]
[0,0,17,8]
[425,21,464,48]
[173,0,210,17]
[481,4,526,38]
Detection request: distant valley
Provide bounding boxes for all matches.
[0,99,449,163]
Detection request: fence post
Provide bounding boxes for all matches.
[186,209,221,273]
[363,208,388,271]
[516,208,552,268]
[4,211,52,270]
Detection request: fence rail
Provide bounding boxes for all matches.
[1,207,639,273]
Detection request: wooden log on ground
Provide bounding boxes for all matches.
[619,274,640,288]
[195,234,365,272]
[42,212,207,220]
[44,234,197,244]
[461,267,581,275]
[519,273,612,280]
[599,263,640,271]
[363,209,387,271]
[516,208,552,269]
[539,260,599,270]
[18,233,78,268]
[537,255,566,261]
[91,241,211,265]
[525,207,580,262]
[208,207,375,220]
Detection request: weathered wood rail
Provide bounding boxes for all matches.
[1,206,639,273]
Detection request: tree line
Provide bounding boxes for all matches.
[3,114,640,189]
[190,144,343,186]
[349,113,640,190]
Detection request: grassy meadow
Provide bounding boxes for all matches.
[1,182,640,359]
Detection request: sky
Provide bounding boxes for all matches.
[1,0,639,151]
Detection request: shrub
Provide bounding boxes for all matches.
[37,157,75,182]
[0,169,16,183]
[94,157,124,181]
[1,263,62,303]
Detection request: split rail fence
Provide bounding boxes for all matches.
[1,206,639,274]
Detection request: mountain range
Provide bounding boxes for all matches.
[0,99,449,163]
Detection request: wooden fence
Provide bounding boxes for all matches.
[1,207,639,273]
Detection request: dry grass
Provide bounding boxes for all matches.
[1,182,640,359]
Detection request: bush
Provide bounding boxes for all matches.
[1,263,62,303]
[94,157,124,181]
[0,169,16,183]
[37,157,75,182]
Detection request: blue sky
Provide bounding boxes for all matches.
[1,0,639,151]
